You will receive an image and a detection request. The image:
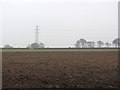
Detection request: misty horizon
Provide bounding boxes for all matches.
[0,0,119,48]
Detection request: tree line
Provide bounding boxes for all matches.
[3,38,120,49]
[74,38,120,48]
[3,42,45,49]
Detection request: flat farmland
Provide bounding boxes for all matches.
[2,49,119,88]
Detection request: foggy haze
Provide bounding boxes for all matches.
[0,0,119,48]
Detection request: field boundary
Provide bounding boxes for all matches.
[1,48,119,52]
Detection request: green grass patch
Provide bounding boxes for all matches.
[1,48,119,52]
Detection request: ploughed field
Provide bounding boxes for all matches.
[2,50,118,88]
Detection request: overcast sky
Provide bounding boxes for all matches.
[0,0,119,47]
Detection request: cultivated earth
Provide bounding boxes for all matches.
[2,49,119,88]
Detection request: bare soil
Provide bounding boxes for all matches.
[2,51,118,88]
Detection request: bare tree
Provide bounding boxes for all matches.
[74,40,80,48]
[79,38,87,48]
[91,41,95,48]
[30,43,45,49]
[112,38,120,47]
[39,43,45,48]
[86,41,95,48]
[105,42,111,48]
[75,39,96,48]
[4,45,13,48]
[31,43,40,49]
[97,41,104,48]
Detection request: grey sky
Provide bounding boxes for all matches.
[0,0,119,47]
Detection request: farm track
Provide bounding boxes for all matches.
[2,50,119,88]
